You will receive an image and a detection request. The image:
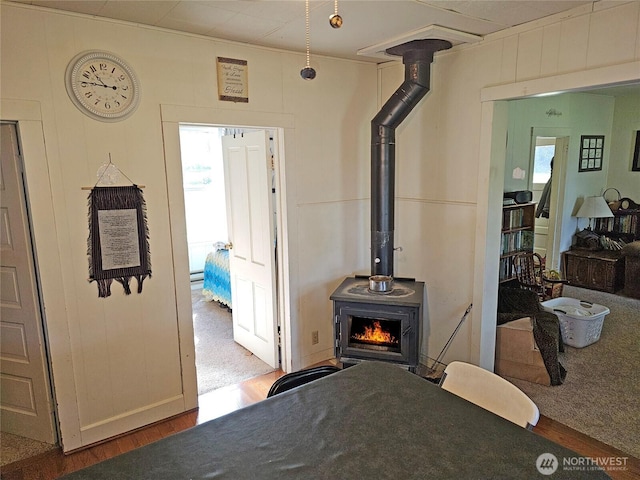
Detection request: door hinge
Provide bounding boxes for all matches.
[16,153,25,175]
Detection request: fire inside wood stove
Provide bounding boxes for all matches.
[350,318,401,351]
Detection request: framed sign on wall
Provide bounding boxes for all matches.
[578,135,604,172]
[216,57,248,103]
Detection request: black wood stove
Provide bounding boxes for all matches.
[331,276,424,372]
[330,40,450,373]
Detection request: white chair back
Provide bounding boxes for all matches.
[440,361,540,429]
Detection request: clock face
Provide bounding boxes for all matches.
[65,51,140,122]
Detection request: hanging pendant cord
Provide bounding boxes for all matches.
[305,0,311,68]
[329,0,343,29]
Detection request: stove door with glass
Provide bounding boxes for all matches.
[334,301,421,371]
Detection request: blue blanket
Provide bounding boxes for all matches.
[202,248,231,308]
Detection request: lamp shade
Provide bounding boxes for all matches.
[576,195,614,219]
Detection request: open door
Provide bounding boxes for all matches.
[0,123,56,444]
[222,131,279,368]
[532,136,555,259]
[530,133,569,272]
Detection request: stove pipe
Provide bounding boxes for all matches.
[371,39,452,277]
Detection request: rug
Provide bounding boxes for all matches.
[0,432,56,467]
[505,286,640,458]
[192,288,274,395]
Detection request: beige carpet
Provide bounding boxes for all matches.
[0,432,56,467]
[505,285,640,458]
[192,288,275,395]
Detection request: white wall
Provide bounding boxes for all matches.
[608,92,640,196]
[0,2,376,450]
[504,93,616,254]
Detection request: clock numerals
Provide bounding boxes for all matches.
[66,51,140,121]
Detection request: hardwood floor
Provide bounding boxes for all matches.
[2,368,639,480]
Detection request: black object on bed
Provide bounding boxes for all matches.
[62,361,607,479]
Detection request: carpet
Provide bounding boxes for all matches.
[0,432,56,467]
[192,288,275,395]
[505,285,640,458]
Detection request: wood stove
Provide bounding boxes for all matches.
[330,40,447,374]
[331,276,424,372]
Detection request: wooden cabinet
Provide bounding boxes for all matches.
[499,203,535,282]
[563,249,624,293]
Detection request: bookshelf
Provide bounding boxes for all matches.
[499,202,535,282]
[593,209,640,243]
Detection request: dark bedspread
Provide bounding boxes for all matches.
[62,361,605,479]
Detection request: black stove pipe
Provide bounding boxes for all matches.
[371,39,452,277]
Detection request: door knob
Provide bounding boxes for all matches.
[224,242,233,250]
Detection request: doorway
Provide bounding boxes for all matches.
[528,132,569,273]
[531,136,555,260]
[178,125,276,396]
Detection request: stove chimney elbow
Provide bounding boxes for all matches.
[370,39,452,277]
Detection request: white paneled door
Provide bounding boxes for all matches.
[0,123,56,444]
[222,131,279,368]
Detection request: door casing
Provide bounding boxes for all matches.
[160,105,295,407]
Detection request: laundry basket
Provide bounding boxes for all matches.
[541,297,610,348]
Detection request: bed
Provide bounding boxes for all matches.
[202,245,231,309]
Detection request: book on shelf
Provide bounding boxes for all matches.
[521,230,534,250]
[501,230,534,255]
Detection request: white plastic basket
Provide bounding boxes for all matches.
[540,297,610,348]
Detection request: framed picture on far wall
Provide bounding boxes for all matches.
[578,135,604,172]
[633,130,640,172]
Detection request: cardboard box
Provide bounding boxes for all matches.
[495,317,551,386]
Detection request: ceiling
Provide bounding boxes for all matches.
[9,0,597,62]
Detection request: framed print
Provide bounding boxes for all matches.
[633,130,640,172]
[216,57,248,103]
[578,135,604,172]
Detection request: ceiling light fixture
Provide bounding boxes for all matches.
[300,0,316,80]
[329,0,343,28]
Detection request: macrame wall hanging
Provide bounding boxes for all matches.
[85,157,151,298]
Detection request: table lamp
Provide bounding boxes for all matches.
[576,195,614,230]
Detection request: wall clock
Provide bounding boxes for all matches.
[65,51,141,122]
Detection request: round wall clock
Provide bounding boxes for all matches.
[65,50,141,122]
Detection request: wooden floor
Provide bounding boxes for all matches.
[2,368,639,480]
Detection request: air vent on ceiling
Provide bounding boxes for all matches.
[358,25,481,60]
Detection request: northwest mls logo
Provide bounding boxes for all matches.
[536,453,559,475]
